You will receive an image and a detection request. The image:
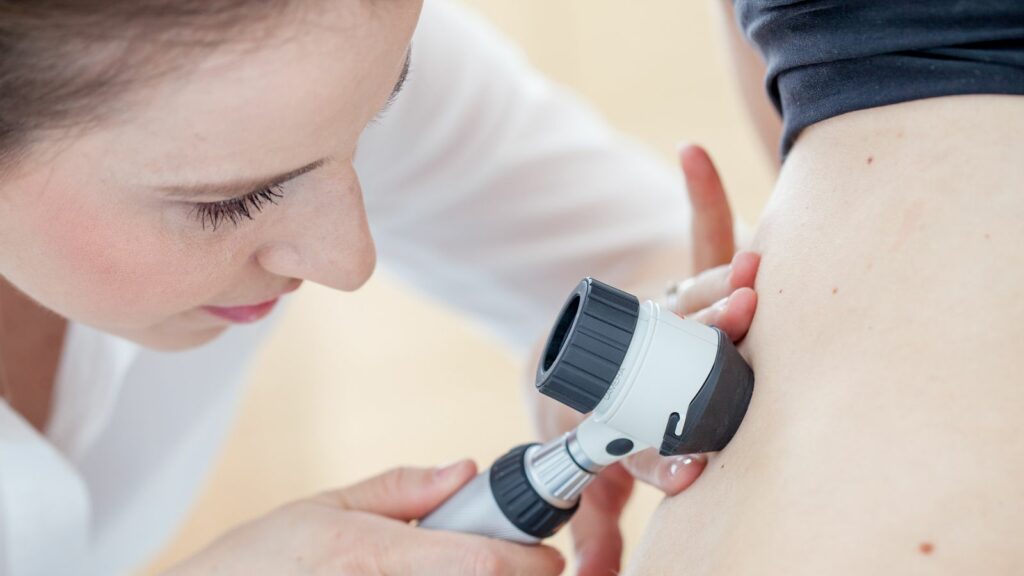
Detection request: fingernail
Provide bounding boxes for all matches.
[676,140,692,154]
[668,454,706,477]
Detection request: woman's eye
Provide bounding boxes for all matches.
[190,185,284,231]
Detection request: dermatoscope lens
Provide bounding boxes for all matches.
[542,294,580,373]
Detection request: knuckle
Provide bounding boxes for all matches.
[383,466,415,495]
[329,545,376,574]
[316,488,350,510]
[323,517,388,573]
[690,309,716,326]
[622,454,649,476]
[620,455,640,475]
[461,547,508,576]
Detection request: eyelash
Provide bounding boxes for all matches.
[190,185,284,231]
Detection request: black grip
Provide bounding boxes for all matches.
[490,444,578,539]
[659,329,754,455]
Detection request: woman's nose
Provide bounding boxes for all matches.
[255,166,376,291]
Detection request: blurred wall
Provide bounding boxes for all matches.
[146,1,774,573]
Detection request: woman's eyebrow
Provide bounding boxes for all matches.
[159,157,328,200]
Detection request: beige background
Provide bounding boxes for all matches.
[146,1,774,573]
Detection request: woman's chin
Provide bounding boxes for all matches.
[115,323,230,352]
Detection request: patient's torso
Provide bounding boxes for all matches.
[627,94,1024,575]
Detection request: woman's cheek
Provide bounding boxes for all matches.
[42,200,212,327]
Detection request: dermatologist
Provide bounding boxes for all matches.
[0,1,759,574]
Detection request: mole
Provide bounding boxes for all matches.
[866,155,874,164]
[832,287,838,295]
[778,289,783,294]
[919,542,934,555]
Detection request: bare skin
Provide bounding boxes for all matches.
[628,94,1024,575]
[536,146,763,576]
[0,1,764,570]
[0,2,572,572]
[0,280,65,432]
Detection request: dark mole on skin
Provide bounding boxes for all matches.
[832,287,838,295]
[919,542,934,555]
[867,155,874,164]
[778,289,783,294]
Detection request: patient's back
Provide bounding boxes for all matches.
[628,94,1024,575]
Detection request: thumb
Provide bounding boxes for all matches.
[680,143,735,273]
[321,460,477,521]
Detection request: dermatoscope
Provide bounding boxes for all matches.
[419,277,754,543]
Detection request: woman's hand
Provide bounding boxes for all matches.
[166,461,564,576]
[528,144,761,575]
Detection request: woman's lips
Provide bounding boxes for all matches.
[203,298,280,324]
[202,281,302,324]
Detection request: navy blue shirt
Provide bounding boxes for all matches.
[734,1,1024,157]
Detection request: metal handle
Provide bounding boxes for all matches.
[418,468,541,544]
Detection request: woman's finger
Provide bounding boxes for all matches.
[672,251,760,316]
[688,287,758,342]
[570,465,632,576]
[382,524,566,576]
[672,265,732,316]
[321,460,477,521]
[571,500,624,576]
[728,251,761,290]
[619,448,707,496]
[681,143,735,272]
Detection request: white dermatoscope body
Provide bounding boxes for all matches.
[419,278,754,543]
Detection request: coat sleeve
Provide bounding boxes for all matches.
[356,0,694,354]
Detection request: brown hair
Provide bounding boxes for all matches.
[0,1,293,173]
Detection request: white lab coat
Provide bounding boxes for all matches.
[0,1,693,574]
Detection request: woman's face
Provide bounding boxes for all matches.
[0,0,422,349]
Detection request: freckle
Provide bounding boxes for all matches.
[832,287,838,295]
[984,233,990,240]
[866,156,874,164]
[778,289,783,294]
[919,542,934,555]
[897,131,904,138]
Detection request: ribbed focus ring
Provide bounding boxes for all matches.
[536,278,640,413]
[490,444,577,539]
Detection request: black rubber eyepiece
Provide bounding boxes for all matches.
[535,278,640,414]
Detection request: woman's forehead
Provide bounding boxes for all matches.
[40,0,421,190]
